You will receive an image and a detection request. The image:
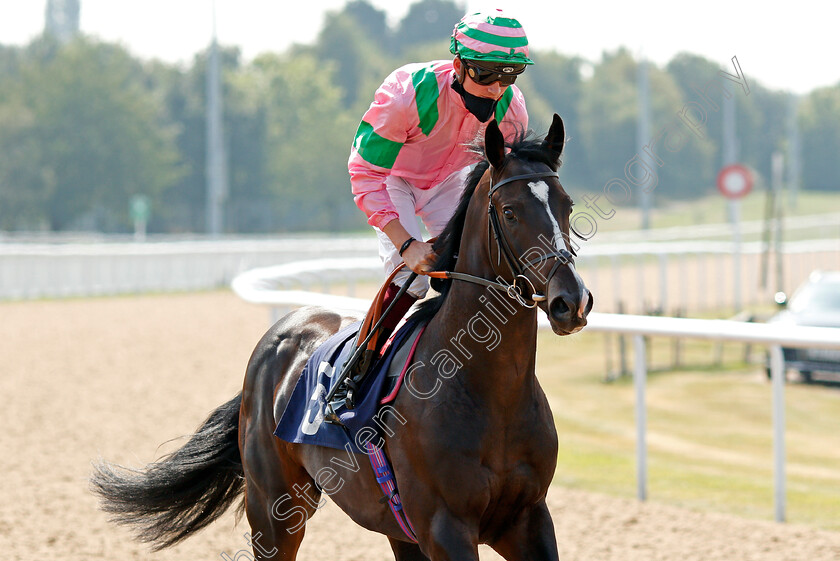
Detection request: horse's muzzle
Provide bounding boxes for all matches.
[546,282,593,335]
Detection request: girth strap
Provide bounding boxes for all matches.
[366,443,418,543]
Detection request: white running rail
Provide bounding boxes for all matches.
[0,237,378,300]
[231,257,840,524]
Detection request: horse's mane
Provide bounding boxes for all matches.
[411,129,562,324]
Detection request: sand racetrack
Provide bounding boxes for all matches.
[1,291,839,560]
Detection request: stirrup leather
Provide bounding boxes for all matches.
[324,266,418,423]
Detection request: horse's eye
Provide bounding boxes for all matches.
[503,208,515,221]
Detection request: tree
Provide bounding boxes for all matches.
[0,101,50,230]
[0,45,22,80]
[579,49,716,205]
[799,85,840,190]
[0,38,182,231]
[668,52,791,193]
[253,52,364,231]
[312,11,392,111]
[650,61,716,201]
[141,58,205,231]
[578,49,639,193]
[395,0,465,52]
[344,1,390,50]
[736,84,789,185]
[666,53,725,167]
[149,46,271,233]
[224,66,271,233]
[523,51,586,187]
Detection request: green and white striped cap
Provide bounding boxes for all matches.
[449,9,534,65]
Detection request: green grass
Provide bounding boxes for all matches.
[537,329,840,530]
[592,189,840,234]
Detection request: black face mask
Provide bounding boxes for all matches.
[452,77,497,123]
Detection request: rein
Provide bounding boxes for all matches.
[427,170,575,308]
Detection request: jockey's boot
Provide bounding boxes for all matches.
[347,282,416,402]
[375,282,418,352]
[326,283,417,420]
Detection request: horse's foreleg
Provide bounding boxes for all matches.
[388,537,431,561]
[418,511,479,561]
[487,501,559,561]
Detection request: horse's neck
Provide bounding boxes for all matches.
[426,280,539,399]
[421,177,541,400]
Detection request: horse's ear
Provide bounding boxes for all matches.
[543,113,566,158]
[484,119,505,170]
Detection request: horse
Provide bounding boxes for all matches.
[91,114,593,560]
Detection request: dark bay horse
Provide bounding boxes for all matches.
[92,114,593,560]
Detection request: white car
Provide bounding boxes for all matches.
[768,271,840,383]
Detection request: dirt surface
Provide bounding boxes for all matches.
[1,291,839,560]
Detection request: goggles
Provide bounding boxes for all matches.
[464,60,527,86]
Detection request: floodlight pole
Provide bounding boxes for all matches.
[206,0,228,236]
[786,94,801,210]
[722,90,742,311]
[637,58,652,231]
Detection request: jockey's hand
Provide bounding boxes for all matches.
[402,240,436,275]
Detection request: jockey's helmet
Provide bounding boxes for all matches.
[449,9,534,68]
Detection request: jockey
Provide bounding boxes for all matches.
[348,9,533,338]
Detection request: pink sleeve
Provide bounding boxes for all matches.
[348,161,400,229]
[348,71,414,230]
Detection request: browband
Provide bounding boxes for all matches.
[488,171,559,197]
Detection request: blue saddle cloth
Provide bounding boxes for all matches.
[274,317,421,454]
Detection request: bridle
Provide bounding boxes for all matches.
[429,168,576,308]
[326,169,578,418]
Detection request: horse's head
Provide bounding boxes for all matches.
[480,114,593,335]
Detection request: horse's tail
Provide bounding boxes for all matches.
[90,393,244,550]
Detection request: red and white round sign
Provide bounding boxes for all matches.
[717,164,753,199]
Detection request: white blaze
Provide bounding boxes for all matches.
[528,181,564,252]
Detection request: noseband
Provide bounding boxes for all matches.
[430,169,576,308]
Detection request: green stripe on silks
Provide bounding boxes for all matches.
[475,16,523,29]
[460,27,529,49]
[411,67,440,136]
[353,121,403,169]
[495,88,513,123]
[454,45,534,65]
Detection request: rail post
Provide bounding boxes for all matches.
[769,344,786,522]
[633,334,648,502]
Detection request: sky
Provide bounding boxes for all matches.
[0,0,837,95]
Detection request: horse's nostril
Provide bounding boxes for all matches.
[550,297,570,318]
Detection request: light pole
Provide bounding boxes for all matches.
[206,0,228,236]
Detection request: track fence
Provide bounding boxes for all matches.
[231,256,840,524]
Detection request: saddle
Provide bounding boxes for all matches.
[273,313,425,452]
[324,264,418,420]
